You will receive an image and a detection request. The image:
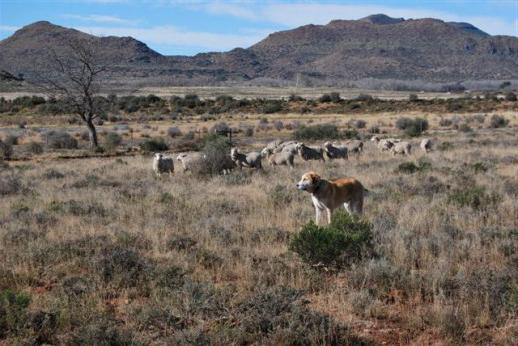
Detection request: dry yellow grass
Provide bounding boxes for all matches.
[1,121,516,344]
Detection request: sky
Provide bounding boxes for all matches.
[0,0,517,56]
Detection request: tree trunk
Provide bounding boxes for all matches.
[86,119,98,148]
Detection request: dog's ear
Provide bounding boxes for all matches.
[309,172,320,183]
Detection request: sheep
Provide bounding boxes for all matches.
[263,148,295,168]
[230,148,263,170]
[261,139,284,156]
[323,141,348,160]
[152,153,174,176]
[391,141,412,156]
[176,152,204,172]
[273,141,299,153]
[420,138,433,153]
[345,140,364,158]
[371,136,396,152]
[278,141,300,155]
[296,143,325,162]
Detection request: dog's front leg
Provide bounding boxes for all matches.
[326,208,332,224]
[315,207,327,225]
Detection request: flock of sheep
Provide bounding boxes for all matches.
[152,136,434,176]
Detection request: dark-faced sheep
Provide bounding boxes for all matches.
[296,143,325,162]
[323,142,348,160]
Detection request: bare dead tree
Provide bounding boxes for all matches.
[33,39,106,148]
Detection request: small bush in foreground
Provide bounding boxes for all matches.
[290,211,372,268]
[0,140,13,159]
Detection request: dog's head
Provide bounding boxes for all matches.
[296,171,321,192]
[230,147,238,158]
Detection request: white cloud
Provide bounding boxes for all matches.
[194,2,517,37]
[0,25,19,33]
[63,14,138,25]
[74,25,269,51]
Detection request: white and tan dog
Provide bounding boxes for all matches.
[296,171,367,225]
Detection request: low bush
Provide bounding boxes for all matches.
[139,138,168,152]
[44,131,78,149]
[4,135,19,146]
[290,211,373,268]
[104,132,122,151]
[0,174,22,195]
[28,141,44,155]
[0,140,13,159]
[396,160,432,174]
[349,119,367,129]
[167,126,182,138]
[319,92,341,103]
[439,118,453,127]
[195,134,233,176]
[447,186,501,210]
[0,289,31,338]
[488,115,509,128]
[395,117,429,137]
[293,124,340,140]
[261,100,283,114]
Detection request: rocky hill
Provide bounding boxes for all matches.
[1,15,517,89]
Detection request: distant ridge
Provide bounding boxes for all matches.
[1,15,517,88]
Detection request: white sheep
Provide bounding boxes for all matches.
[230,148,263,170]
[152,153,174,176]
[371,136,397,152]
[420,138,433,153]
[176,152,204,172]
[391,141,412,156]
[263,148,295,168]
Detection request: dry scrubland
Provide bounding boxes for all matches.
[0,120,517,345]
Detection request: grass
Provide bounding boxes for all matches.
[0,115,517,345]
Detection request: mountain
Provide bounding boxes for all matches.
[1,16,517,89]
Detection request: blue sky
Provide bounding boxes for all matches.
[1,0,517,56]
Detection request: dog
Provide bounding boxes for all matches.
[296,171,367,225]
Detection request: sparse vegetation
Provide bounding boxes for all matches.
[0,91,516,345]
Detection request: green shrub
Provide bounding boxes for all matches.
[28,141,44,155]
[139,138,168,152]
[195,134,233,176]
[290,211,372,268]
[448,186,501,210]
[44,131,78,149]
[319,92,341,103]
[488,115,509,128]
[395,117,429,137]
[0,140,13,159]
[396,160,431,174]
[0,289,31,338]
[261,100,283,114]
[293,124,340,140]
